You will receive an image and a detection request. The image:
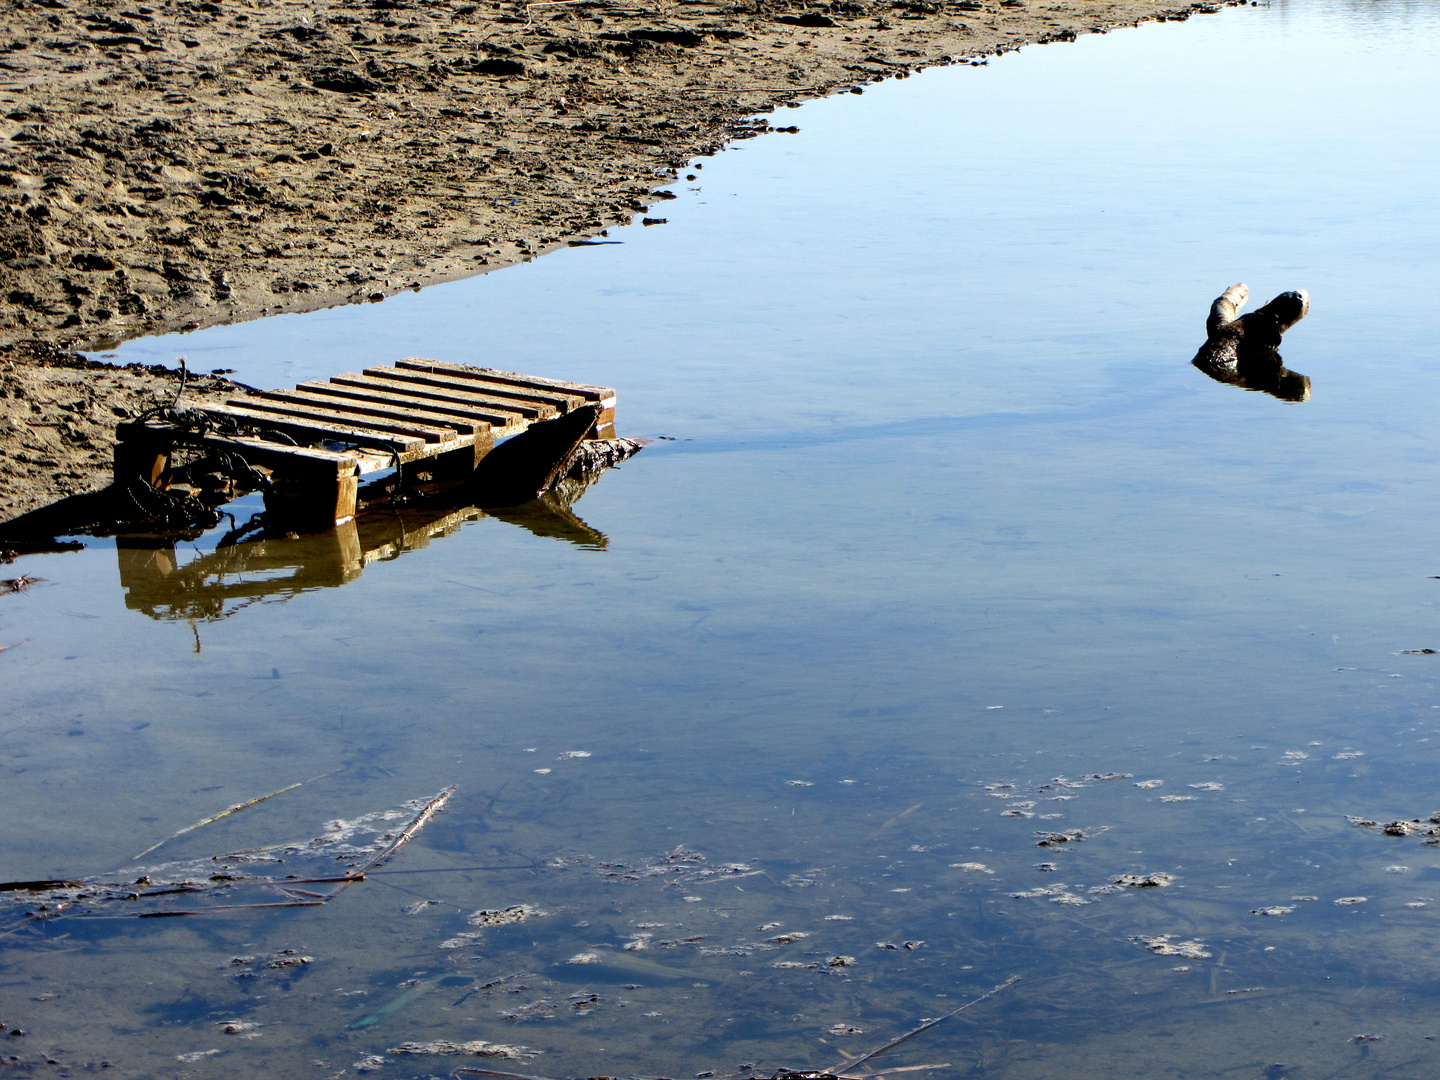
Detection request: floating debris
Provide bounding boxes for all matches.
[567,952,601,964]
[1347,814,1440,843]
[1226,987,1265,995]
[1114,873,1172,888]
[1159,796,1197,802]
[390,1041,532,1058]
[1405,901,1427,909]
[469,905,546,927]
[1251,906,1295,917]
[404,901,441,915]
[786,780,815,787]
[0,576,43,594]
[773,961,807,969]
[1132,935,1212,959]
[267,950,312,968]
[950,862,994,874]
[0,788,452,932]
[354,1056,387,1072]
[556,751,591,760]
[828,1024,864,1036]
[1401,649,1436,655]
[1334,896,1368,905]
[1334,750,1365,760]
[1011,884,1088,905]
[767,932,808,944]
[499,999,557,1021]
[1090,773,1133,781]
[1134,780,1164,790]
[1292,896,1318,902]
[825,955,855,967]
[1350,1034,1383,1043]
[1001,810,1034,818]
[439,933,483,950]
[1385,866,1411,874]
[1035,829,1094,847]
[1188,782,1225,791]
[218,1021,258,1035]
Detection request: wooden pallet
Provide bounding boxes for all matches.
[114,359,616,530]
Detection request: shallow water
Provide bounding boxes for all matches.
[7,1,1440,1077]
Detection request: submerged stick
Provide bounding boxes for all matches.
[825,975,1020,1074]
[327,786,457,901]
[357,786,456,874]
[131,769,339,861]
[866,803,922,842]
[456,1069,568,1080]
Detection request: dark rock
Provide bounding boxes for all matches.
[309,68,382,94]
[475,57,525,76]
[777,13,837,26]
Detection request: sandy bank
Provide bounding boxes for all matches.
[0,0,1236,524]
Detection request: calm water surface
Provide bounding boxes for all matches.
[6,2,1440,1077]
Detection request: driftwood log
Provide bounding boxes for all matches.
[1192,283,1311,401]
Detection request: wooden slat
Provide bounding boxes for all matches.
[195,403,425,455]
[307,376,530,428]
[378,363,585,411]
[398,358,615,405]
[198,435,360,475]
[352,370,558,420]
[229,397,457,444]
[202,434,392,476]
[258,388,486,437]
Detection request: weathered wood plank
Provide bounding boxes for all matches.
[227,397,458,443]
[339,371,552,423]
[195,403,426,455]
[383,365,590,411]
[301,378,525,429]
[198,434,364,476]
[398,358,615,406]
[258,389,486,437]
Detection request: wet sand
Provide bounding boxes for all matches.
[0,0,1233,523]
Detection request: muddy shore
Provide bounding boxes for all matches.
[0,0,1234,523]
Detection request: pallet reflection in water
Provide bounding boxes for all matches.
[116,492,606,623]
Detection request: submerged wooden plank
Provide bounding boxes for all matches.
[227,397,458,444]
[258,389,486,437]
[195,404,426,455]
[398,358,616,406]
[360,367,562,419]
